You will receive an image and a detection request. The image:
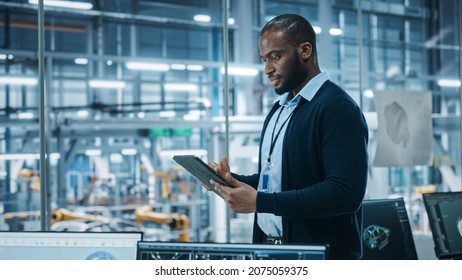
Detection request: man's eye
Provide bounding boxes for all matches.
[272,55,280,61]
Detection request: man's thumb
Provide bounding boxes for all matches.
[220,156,230,172]
[225,172,238,187]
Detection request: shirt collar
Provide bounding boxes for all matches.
[272,71,329,106]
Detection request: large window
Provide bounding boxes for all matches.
[0,1,460,247]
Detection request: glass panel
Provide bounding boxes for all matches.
[0,2,41,231]
[0,1,460,257]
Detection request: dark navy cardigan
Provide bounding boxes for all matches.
[233,80,369,259]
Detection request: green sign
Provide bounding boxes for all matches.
[149,127,192,137]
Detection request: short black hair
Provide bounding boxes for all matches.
[260,14,317,57]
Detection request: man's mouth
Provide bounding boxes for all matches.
[269,77,280,87]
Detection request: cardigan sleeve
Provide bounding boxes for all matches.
[256,96,369,219]
[232,173,259,189]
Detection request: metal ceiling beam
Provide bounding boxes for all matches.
[0,2,225,29]
[0,48,263,71]
[0,19,85,32]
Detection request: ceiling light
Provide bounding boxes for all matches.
[77,110,89,117]
[183,114,199,121]
[50,153,61,160]
[0,153,60,161]
[29,0,93,10]
[159,111,176,118]
[17,112,34,119]
[85,149,101,157]
[221,67,259,76]
[437,79,461,87]
[0,154,39,160]
[137,112,145,118]
[126,62,169,71]
[0,77,37,85]
[170,64,186,70]
[186,65,204,71]
[189,110,204,117]
[121,149,138,156]
[194,14,211,23]
[89,79,126,89]
[0,54,7,60]
[313,26,322,34]
[364,90,374,98]
[74,58,88,65]
[110,153,124,163]
[329,28,343,36]
[228,18,235,25]
[164,83,198,92]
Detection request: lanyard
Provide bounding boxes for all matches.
[266,106,294,166]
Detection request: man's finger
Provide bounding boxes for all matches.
[208,161,218,170]
[220,156,230,172]
[202,183,211,191]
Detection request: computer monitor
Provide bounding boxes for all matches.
[137,241,329,260]
[362,198,418,260]
[423,191,462,260]
[0,231,143,260]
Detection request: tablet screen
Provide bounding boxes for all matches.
[173,155,233,198]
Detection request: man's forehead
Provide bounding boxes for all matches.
[260,29,287,41]
[259,31,291,54]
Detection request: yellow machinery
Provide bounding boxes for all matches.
[135,205,190,242]
[2,208,105,231]
[150,165,190,200]
[17,169,40,192]
[51,208,104,224]
[4,208,103,224]
[6,169,190,242]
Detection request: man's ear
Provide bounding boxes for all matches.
[299,42,312,61]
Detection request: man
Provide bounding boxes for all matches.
[209,14,369,259]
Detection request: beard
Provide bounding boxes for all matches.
[274,52,308,95]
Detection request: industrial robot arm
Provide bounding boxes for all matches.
[135,205,190,242]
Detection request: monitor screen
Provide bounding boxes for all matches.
[362,198,418,260]
[0,231,143,260]
[137,241,328,260]
[423,191,462,259]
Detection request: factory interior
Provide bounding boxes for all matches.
[0,0,462,260]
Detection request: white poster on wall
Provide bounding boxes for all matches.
[373,90,433,167]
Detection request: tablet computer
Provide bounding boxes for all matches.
[172,155,233,198]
